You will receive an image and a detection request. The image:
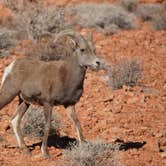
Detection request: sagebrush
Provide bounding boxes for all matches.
[6,6,66,40]
[152,12,166,30]
[67,3,137,35]
[21,105,61,138]
[119,0,138,12]
[0,1,67,57]
[2,0,66,41]
[135,3,162,21]
[2,0,42,11]
[61,141,121,166]
[0,28,18,56]
[108,58,142,89]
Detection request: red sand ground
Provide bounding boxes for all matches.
[0,0,166,166]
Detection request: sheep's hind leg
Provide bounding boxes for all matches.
[11,102,30,155]
[66,105,84,143]
[41,103,53,158]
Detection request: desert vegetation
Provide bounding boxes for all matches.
[21,105,61,138]
[0,0,165,165]
[0,0,165,57]
[108,58,142,89]
[61,141,121,166]
[67,3,137,35]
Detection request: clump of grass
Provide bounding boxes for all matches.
[0,1,67,57]
[119,0,138,12]
[6,6,66,41]
[21,106,61,138]
[2,0,42,12]
[67,3,137,35]
[152,12,166,30]
[2,0,66,41]
[136,3,162,21]
[108,58,142,89]
[61,141,121,166]
[0,27,18,56]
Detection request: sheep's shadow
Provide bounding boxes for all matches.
[28,134,77,151]
[115,139,146,151]
[28,136,146,152]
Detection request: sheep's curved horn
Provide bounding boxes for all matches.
[54,29,86,48]
[87,31,94,50]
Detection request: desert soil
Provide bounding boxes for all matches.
[0,0,166,166]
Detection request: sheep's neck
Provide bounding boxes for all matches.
[60,56,86,107]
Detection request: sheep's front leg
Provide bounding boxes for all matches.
[41,103,53,158]
[11,102,30,155]
[66,105,84,143]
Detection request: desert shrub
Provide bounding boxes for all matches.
[61,141,121,166]
[0,27,18,56]
[67,3,137,35]
[2,0,41,11]
[0,1,67,56]
[21,105,61,138]
[2,0,66,41]
[119,0,138,12]
[5,6,66,41]
[152,12,166,30]
[2,0,22,11]
[136,3,162,21]
[108,58,142,89]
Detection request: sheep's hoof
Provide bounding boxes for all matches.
[23,148,32,156]
[43,152,50,159]
[41,149,50,158]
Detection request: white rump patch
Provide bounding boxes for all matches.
[1,61,15,86]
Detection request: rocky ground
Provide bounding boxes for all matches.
[0,0,166,166]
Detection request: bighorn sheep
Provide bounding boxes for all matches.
[0,29,104,158]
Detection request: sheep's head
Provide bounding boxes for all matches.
[54,29,104,70]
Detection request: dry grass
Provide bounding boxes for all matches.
[119,0,138,12]
[61,141,121,166]
[6,6,66,41]
[2,0,42,11]
[67,3,137,35]
[108,58,142,89]
[21,105,61,138]
[136,3,162,21]
[0,27,18,56]
[152,12,166,30]
[0,1,67,57]
[2,0,66,41]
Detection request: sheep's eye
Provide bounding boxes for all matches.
[80,49,85,52]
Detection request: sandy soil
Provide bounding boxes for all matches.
[0,0,166,166]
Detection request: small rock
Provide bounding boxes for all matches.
[155,133,164,138]
[103,94,114,102]
[127,97,138,104]
[141,87,159,95]
[160,152,166,159]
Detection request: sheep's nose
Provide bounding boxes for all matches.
[96,61,101,66]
